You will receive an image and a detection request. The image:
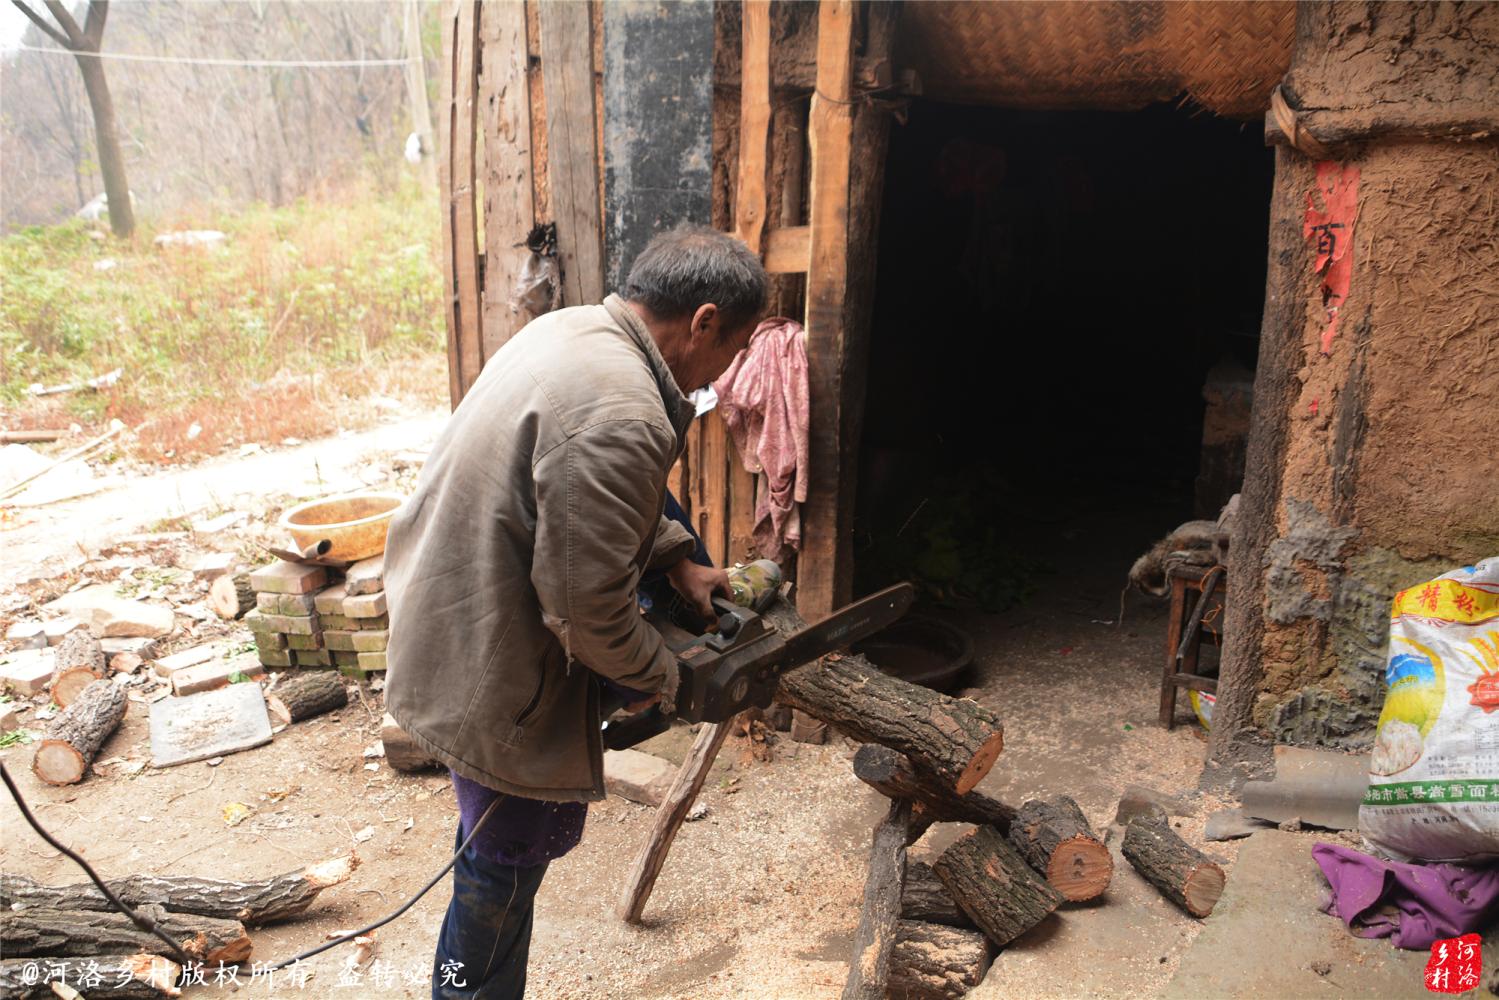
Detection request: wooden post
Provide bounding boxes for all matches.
[798,0,857,617]
[478,0,536,360]
[439,0,483,408]
[539,0,603,307]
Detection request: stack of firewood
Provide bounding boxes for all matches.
[240,557,389,676]
[0,856,358,998]
[752,601,1225,1000]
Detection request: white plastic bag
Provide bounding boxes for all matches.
[1360,557,1499,862]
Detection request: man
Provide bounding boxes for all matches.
[383,226,770,999]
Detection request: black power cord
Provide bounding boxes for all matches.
[1,760,500,973]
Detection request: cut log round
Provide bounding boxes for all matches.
[31,679,127,785]
[210,572,254,620]
[853,744,1015,834]
[0,855,358,927]
[0,953,181,999]
[933,825,1062,948]
[888,919,992,1000]
[766,604,1003,795]
[267,671,348,725]
[51,629,106,707]
[901,861,974,930]
[1121,812,1225,918]
[381,713,438,772]
[1008,796,1113,902]
[842,798,911,1000]
[0,903,251,964]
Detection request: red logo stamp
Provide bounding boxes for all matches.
[1425,933,1481,993]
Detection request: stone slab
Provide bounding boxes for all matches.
[43,586,175,639]
[1242,746,1370,831]
[1164,829,1495,999]
[171,655,265,696]
[0,703,21,734]
[149,681,272,768]
[43,618,87,644]
[345,556,385,596]
[100,637,159,660]
[152,644,221,679]
[248,560,327,595]
[0,648,54,696]
[1114,783,1194,826]
[604,749,677,807]
[1205,808,1273,842]
[190,552,236,581]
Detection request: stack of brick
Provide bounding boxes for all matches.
[244,556,389,676]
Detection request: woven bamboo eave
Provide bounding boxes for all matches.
[897,0,1294,120]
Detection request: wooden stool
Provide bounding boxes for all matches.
[1159,563,1227,730]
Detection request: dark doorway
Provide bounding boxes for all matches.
[854,102,1273,611]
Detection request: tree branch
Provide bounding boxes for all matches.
[11,1,73,49]
[41,0,86,48]
[82,0,107,48]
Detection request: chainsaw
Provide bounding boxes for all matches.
[600,582,916,749]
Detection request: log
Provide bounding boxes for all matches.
[1008,796,1113,903]
[901,861,974,930]
[0,903,251,964]
[209,572,254,620]
[618,717,736,923]
[842,798,911,1000]
[853,745,1015,834]
[267,671,347,725]
[381,713,438,772]
[0,953,181,999]
[887,920,992,1000]
[1121,813,1225,918]
[766,603,1004,795]
[51,629,106,707]
[0,855,358,927]
[933,825,1062,948]
[31,679,126,785]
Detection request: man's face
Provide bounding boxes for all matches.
[680,305,756,391]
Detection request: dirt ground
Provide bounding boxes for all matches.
[3,421,1270,999]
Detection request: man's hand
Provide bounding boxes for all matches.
[666,559,731,620]
[625,692,661,713]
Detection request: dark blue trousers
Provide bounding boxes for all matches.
[432,827,548,1000]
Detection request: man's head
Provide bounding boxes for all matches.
[621,225,769,392]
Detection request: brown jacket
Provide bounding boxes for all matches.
[383,295,696,801]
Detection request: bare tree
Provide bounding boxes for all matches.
[12,0,135,236]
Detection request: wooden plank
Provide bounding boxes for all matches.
[539,0,603,306]
[764,225,811,273]
[797,0,857,616]
[699,411,731,567]
[439,0,483,408]
[477,0,535,361]
[734,0,772,254]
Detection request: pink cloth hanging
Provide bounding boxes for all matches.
[712,317,810,562]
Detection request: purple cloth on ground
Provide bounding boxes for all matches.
[1312,842,1499,950]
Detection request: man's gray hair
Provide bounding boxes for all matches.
[622,224,769,336]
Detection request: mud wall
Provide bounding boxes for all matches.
[1214,2,1499,759]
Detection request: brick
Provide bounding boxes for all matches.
[5,621,46,646]
[254,632,288,652]
[249,560,327,595]
[338,663,373,680]
[352,629,389,653]
[345,556,385,596]
[190,552,236,581]
[294,650,332,667]
[172,657,264,696]
[44,618,87,644]
[323,630,358,652]
[278,593,317,617]
[258,648,293,668]
[0,703,21,734]
[313,583,348,616]
[257,614,319,636]
[604,749,676,807]
[244,611,276,635]
[286,634,322,651]
[356,651,387,671]
[255,593,281,614]
[351,614,388,630]
[153,644,221,679]
[0,649,54,696]
[101,637,159,660]
[319,613,358,630]
[344,591,387,619]
[331,650,361,667]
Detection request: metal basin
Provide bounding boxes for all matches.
[278,492,403,562]
[852,615,974,692]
